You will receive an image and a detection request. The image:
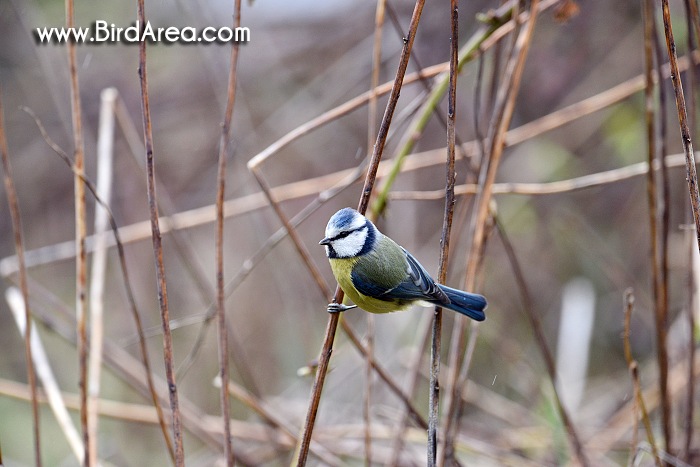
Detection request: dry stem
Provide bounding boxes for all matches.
[65,0,88,462]
[136,1,185,464]
[660,0,700,454]
[214,0,243,463]
[289,1,426,464]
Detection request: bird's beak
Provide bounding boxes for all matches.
[319,237,331,245]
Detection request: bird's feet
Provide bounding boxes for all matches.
[326,303,357,313]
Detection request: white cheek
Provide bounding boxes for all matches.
[332,229,367,257]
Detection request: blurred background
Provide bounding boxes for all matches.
[0,0,698,465]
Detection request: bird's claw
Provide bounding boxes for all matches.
[326,303,357,313]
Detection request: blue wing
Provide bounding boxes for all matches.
[351,247,450,305]
[350,246,487,321]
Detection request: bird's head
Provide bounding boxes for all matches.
[319,208,376,259]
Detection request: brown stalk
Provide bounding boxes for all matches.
[65,0,89,463]
[21,105,176,463]
[290,1,426,464]
[681,1,698,460]
[363,2,386,462]
[427,1,459,465]
[0,92,41,466]
[136,1,185,464]
[215,0,243,464]
[663,10,700,229]
[660,0,700,454]
[623,290,662,467]
[642,1,669,457]
[439,1,545,463]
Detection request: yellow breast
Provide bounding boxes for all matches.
[328,257,410,314]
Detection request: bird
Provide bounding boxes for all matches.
[319,207,486,321]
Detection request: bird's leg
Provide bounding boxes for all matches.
[326,302,357,313]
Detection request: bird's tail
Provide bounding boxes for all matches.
[437,285,487,321]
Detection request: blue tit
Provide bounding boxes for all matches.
[319,207,486,321]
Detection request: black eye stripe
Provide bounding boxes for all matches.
[333,231,352,240]
[330,225,366,241]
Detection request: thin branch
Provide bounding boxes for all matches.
[136,1,185,464]
[661,6,700,240]
[285,1,426,464]
[428,0,458,465]
[65,0,89,462]
[659,0,700,454]
[363,2,388,463]
[680,0,698,461]
[440,1,543,462]
[642,2,671,457]
[6,146,698,285]
[0,90,41,466]
[215,0,243,463]
[244,166,433,461]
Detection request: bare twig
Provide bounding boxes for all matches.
[440,1,546,463]
[681,1,698,461]
[642,2,671,457]
[287,1,426,464]
[64,0,89,462]
[428,0,458,465]
[363,2,386,462]
[215,0,243,463]
[659,0,700,454]
[136,1,185,464]
[0,91,41,466]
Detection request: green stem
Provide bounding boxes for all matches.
[370,10,510,217]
